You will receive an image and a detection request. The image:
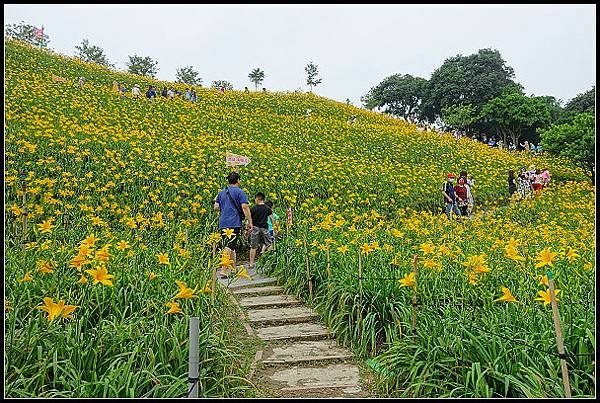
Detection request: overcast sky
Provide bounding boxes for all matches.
[4,4,596,106]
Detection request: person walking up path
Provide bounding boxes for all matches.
[249,192,272,270]
[214,171,253,276]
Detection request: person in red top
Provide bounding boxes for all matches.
[454,177,469,217]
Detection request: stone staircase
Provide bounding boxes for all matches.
[219,268,369,398]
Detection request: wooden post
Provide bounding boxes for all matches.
[411,254,418,341]
[187,317,199,398]
[303,235,313,300]
[547,271,572,398]
[20,170,28,248]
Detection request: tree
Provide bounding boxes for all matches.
[441,104,478,135]
[5,21,50,47]
[537,95,563,124]
[248,68,265,91]
[211,80,233,90]
[561,86,595,123]
[176,66,202,86]
[361,74,428,123]
[480,92,552,147]
[126,54,158,78]
[421,48,523,122]
[539,113,595,183]
[305,61,322,92]
[74,39,113,67]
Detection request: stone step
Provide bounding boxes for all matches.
[224,276,278,290]
[238,294,300,309]
[247,306,318,326]
[262,340,354,365]
[233,285,284,297]
[268,363,361,393]
[256,322,330,342]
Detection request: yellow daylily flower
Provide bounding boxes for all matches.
[222,228,235,239]
[157,253,170,265]
[19,272,33,283]
[237,265,252,280]
[535,248,558,269]
[535,289,560,306]
[148,272,158,280]
[174,280,197,299]
[38,218,55,233]
[565,248,579,263]
[116,240,130,250]
[166,301,183,314]
[399,272,416,288]
[494,286,519,303]
[85,267,114,286]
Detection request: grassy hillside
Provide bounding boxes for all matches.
[4,39,595,397]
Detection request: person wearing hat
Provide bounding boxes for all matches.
[442,173,461,220]
[131,84,141,96]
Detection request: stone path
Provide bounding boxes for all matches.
[218,265,369,398]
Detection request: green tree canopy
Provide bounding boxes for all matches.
[126,54,158,78]
[248,68,265,90]
[176,66,202,86]
[5,21,50,47]
[361,74,428,123]
[480,92,552,147]
[305,61,322,92]
[539,113,595,183]
[421,48,523,122]
[211,80,233,90]
[441,104,478,135]
[561,86,595,123]
[74,39,113,67]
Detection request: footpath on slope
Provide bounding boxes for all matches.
[218,263,371,398]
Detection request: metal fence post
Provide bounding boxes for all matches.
[187,317,199,398]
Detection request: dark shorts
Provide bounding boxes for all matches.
[250,226,271,249]
[221,227,243,251]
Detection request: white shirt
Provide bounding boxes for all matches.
[132,87,141,95]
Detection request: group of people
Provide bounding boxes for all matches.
[441,171,475,220]
[111,81,200,102]
[508,165,551,200]
[213,171,279,275]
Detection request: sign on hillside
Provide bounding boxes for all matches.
[226,152,251,167]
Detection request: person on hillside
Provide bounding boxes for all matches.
[265,200,280,245]
[541,168,551,188]
[454,177,470,217]
[442,173,461,220]
[520,140,530,152]
[185,88,192,100]
[146,85,157,100]
[532,170,544,196]
[244,86,249,93]
[262,87,267,93]
[249,192,272,270]
[508,170,517,198]
[167,88,175,98]
[119,84,127,97]
[131,84,141,96]
[112,81,119,92]
[214,171,252,276]
[78,76,86,88]
[161,86,168,97]
[190,89,197,103]
[517,168,533,200]
[306,109,312,118]
[219,86,225,93]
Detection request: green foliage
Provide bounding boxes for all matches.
[74,39,113,68]
[211,80,233,90]
[480,92,552,146]
[5,21,50,47]
[175,66,202,86]
[126,55,159,78]
[539,113,595,182]
[441,104,478,134]
[362,74,428,122]
[421,48,523,122]
[560,86,595,123]
[248,68,265,90]
[305,61,322,92]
